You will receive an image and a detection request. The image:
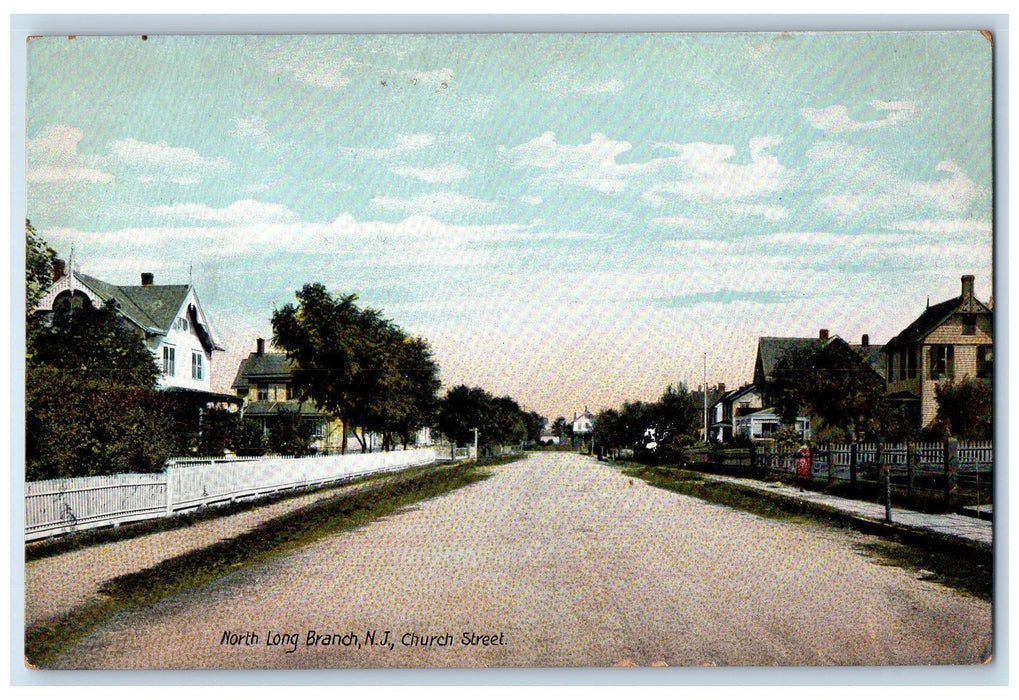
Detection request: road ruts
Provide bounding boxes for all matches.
[48,451,992,669]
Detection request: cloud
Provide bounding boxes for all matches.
[819,158,983,221]
[152,199,299,225]
[344,132,436,159]
[521,195,543,205]
[27,125,114,184]
[651,289,802,308]
[540,68,625,96]
[729,204,789,222]
[370,192,501,215]
[801,100,917,133]
[499,131,637,194]
[644,136,788,202]
[882,218,992,235]
[108,138,231,171]
[231,117,290,152]
[390,163,470,183]
[652,216,707,229]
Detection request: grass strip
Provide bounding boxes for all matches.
[623,462,992,602]
[25,461,495,668]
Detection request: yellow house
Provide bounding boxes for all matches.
[881,275,993,429]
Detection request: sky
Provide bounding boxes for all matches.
[24,31,994,421]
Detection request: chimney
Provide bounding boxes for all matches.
[51,259,65,282]
[819,328,830,341]
[718,382,725,393]
[962,274,975,300]
[141,272,154,287]
[256,338,265,356]
[862,334,869,347]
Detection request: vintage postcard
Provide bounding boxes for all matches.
[21,30,994,673]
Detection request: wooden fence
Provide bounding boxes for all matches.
[692,440,992,510]
[25,447,442,542]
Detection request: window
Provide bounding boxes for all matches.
[962,314,976,335]
[191,352,204,381]
[930,345,954,380]
[162,346,175,376]
[257,386,269,401]
[978,346,993,379]
[906,346,918,379]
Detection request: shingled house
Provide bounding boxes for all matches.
[231,338,346,453]
[35,263,233,405]
[881,274,993,429]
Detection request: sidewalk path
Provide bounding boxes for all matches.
[24,474,403,630]
[703,473,993,548]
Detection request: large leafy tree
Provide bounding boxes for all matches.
[930,378,992,441]
[436,385,530,452]
[645,384,701,462]
[272,283,440,453]
[766,339,885,441]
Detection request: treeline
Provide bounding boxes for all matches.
[592,384,702,464]
[25,224,545,479]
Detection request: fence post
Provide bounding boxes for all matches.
[826,444,834,488]
[944,438,959,510]
[906,441,917,501]
[877,443,891,522]
[849,441,858,491]
[165,467,174,518]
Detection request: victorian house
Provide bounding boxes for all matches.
[881,274,993,429]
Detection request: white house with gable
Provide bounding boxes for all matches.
[36,263,226,395]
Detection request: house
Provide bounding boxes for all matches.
[35,262,234,405]
[231,338,346,453]
[710,383,763,442]
[881,274,992,429]
[733,406,811,441]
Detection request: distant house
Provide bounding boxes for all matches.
[733,407,811,441]
[881,274,992,429]
[572,408,594,436]
[710,383,763,442]
[35,263,234,405]
[231,338,345,453]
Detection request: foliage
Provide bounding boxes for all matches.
[266,407,318,456]
[271,283,441,453]
[929,378,992,441]
[766,339,886,441]
[26,366,186,480]
[523,410,546,446]
[551,416,571,441]
[436,385,530,452]
[644,384,701,463]
[31,299,160,389]
[25,219,57,316]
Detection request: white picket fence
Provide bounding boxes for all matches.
[25,448,442,542]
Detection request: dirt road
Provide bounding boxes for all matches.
[46,452,992,669]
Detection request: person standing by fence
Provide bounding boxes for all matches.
[794,444,812,489]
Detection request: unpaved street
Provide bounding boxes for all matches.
[48,452,992,669]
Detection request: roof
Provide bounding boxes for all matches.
[232,352,296,390]
[754,337,821,383]
[848,343,885,377]
[882,294,990,352]
[73,272,223,352]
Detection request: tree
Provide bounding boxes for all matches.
[929,378,992,441]
[266,407,317,456]
[766,339,885,442]
[645,384,700,462]
[31,299,160,388]
[523,410,546,447]
[437,385,531,454]
[272,284,439,453]
[26,220,57,313]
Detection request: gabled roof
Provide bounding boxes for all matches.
[72,271,223,352]
[232,352,296,390]
[849,343,885,377]
[882,294,990,352]
[754,337,821,384]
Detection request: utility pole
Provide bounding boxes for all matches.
[703,352,709,444]
[472,427,479,460]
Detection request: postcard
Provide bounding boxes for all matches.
[21,30,994,672]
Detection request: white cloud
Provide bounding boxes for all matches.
[27,124,114,184]
[499,131,637,194]
[344,132,436,159]
[802,100,917,133]
[108,138,231,171]
[644,136,788,202]
[882,218,992,235]
[652,216,707,228]
[370,192,501,215]
[231,117,290,152]
[390,163,470,183]
[152,199,299,225]
[521,195,543,205]
[729,204,788,222]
